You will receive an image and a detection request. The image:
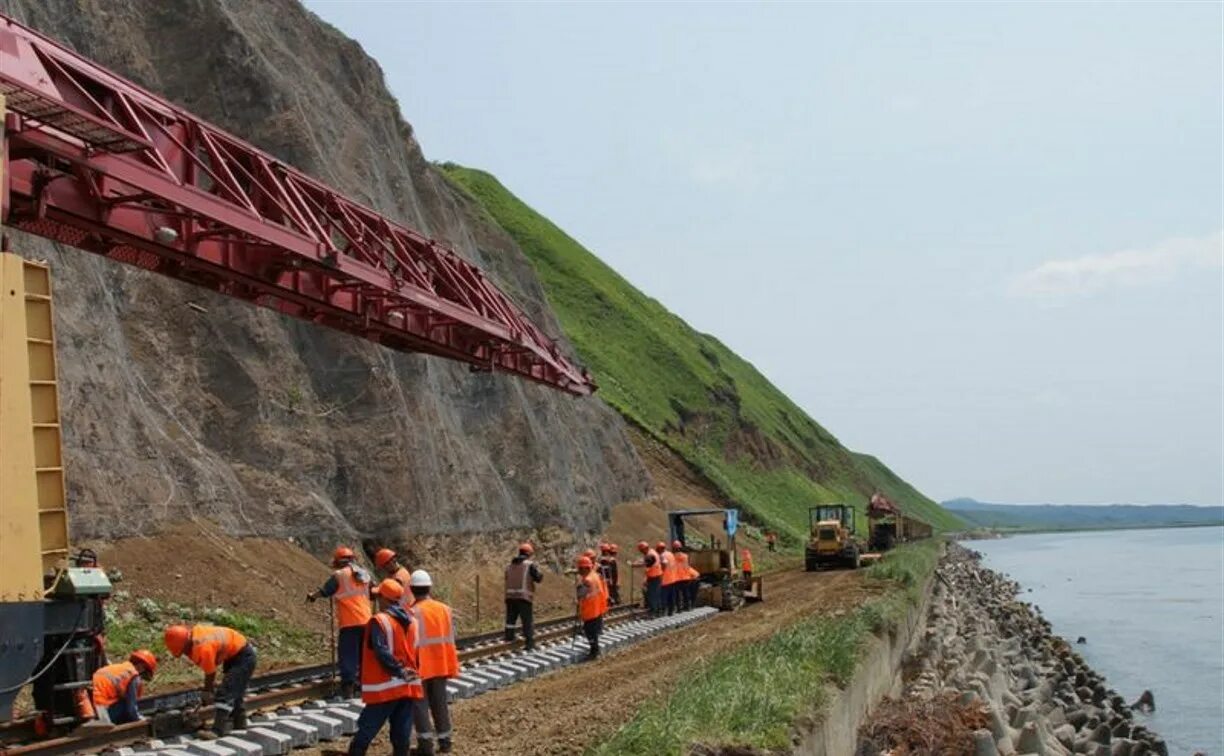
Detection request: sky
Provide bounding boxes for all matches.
[304,1,1223,506]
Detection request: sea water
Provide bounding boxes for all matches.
[970,527,1224,755]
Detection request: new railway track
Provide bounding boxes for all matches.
[0,603,658,755]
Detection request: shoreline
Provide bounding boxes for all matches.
[860,542,1168,755]
[958,522,1223,538]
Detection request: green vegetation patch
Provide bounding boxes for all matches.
[591,541,941,755]
[439,164,962,541]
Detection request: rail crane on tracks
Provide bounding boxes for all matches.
[0,12,594,735]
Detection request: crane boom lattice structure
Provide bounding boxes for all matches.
[0,14,594,395]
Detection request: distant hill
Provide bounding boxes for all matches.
[944,498,1224,531]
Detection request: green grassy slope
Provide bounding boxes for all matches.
[442,164,962,540]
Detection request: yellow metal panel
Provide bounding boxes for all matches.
[0,252,46,600]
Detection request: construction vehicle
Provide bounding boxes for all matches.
[805,504,862,571]
[667,508,763,610]
[0,12,588,733]
[866,493,933,552]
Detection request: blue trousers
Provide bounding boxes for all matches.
[349,697,415,756]
[337,626,364,686]
[104,680,141,724]
[645,577,662,616]
[662,583,677,615]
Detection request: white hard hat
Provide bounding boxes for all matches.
[409,569,432,588]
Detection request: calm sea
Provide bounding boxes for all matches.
[969,526,1224,755]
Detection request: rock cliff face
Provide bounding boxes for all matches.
[1,0,651,549]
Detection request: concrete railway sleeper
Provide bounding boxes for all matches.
[1,606,717,755]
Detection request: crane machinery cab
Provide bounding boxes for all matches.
[0,253,112,729]
[805,504,862,571]
[667,508,763,610]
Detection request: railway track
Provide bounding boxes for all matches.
[0,603,716,755]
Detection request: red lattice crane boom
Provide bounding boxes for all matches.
[0,14,594,395]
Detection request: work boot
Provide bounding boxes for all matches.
[438,737,452,753]
[414,739,436,756]
[340,681,357,700]
[232,709,248,730]
[210,710,233,738]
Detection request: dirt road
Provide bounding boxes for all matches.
[307,567,877,755]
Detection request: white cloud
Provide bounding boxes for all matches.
[1010,230,1224,300]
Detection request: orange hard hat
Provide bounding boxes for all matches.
[609,543,620,555]
[519,542,534,555]
[672,540,683,550]
[376,578,405,601]
[333,546,355,563]
[163,625,190,657]
[599,543,611,554]
[656,541,667,551]
[576,556,593,569]
[374,548,396,568]
[636,541,649,553]
[129,649,158,676]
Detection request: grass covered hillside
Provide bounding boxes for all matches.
[441,165,962,540]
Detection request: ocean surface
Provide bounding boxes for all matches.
[969,527,1224,755]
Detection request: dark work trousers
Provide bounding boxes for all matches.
[608,581,621,606]
[743,570,753,582]
[675,580,690,611]
[504,598,535,650]
[348,696,415,756]
[645,577,662,616]
[582,615,603,658]
[413,678,453,751]
[212,644,256,734]
[662,582,677,615]
[336,625,364,689]
[103,680,141,724]
[688,579,701,608]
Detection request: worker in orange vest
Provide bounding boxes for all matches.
[672,541,693,611]
[91,650,156,725]
[163,623,256,737]
[375,548,415,611]
[606,543,622,605]
[407,570,459,754]
[658,540,679,616]
[575,556,608,660]
[633,541,663,617]
[349,578,424,756]
[307,546,373,699]
[741,547,754,581]
[685,563,702,609]
[504,542,543,651]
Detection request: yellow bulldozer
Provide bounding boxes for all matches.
[804,504,863,571]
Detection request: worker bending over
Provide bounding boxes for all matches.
[575,556,608,660]
[348,579,423,756]
[408,570,460,754]
[504,542,543,651]
[375,548,415,612]
[164,623,256,737]
[741,548,754,581]
[91,650,157,725]
[307,546,373,698]
[658,541,678,616]
[633,541,663,617]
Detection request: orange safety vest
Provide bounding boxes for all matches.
[578,572,607,621]
[660,550,678,586]
[644,549,663,579]
[675,552,691,578]
[187,625,247,675]
[360,612,424,704]
[390,566,415,611]
[741,549,754,573]
[92,661,140,708]
[332,566,373,628]
[686,566,700,580]
[409,598,459,680]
